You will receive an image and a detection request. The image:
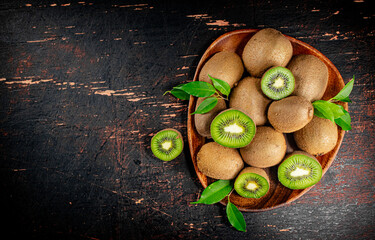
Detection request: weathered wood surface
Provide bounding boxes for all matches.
[0,0,374,239]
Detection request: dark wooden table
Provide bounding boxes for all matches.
[1,0,374,239]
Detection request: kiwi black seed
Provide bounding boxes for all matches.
[278,151,322,189]
[210,109,256,148]
[151,128,183,161]
[261,66,295,100]
[234,167,270,198]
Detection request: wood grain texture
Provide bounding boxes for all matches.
[0,0,374,239]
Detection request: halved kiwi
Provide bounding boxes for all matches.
[278,151,322,189]
[151,129,183,161]
[210,109,256,148]
[234,167,270,198]
[261,66,295,100]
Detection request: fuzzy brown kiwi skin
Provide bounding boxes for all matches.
[236,167,270,185]
[294,116,338,156]
[194,97,227,138]
[229,77,271,126]
[240,126,286,168]
[242,28,293,77]
[268,96,314,133]
[287,54,329,102]
[199,51,244,88]
[197,142,244,180]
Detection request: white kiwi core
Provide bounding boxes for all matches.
[290,167,310,177]
[273,77,285,88]
[246,181,259,191]
[161,141,172,151]
[224,123,244,134]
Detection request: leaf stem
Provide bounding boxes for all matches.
[214,91,228,100]
[163,90,171,96]
[228,188,235,198]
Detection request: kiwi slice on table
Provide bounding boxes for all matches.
[261,66,295,100]
[235,171,270,199]
[278,151,322,189]
[151,129,183,161]
[210,109,256,148]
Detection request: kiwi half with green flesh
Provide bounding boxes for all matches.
[278,151,322,189]
[210,109,256,148]
[234,167,270,198]
[261,66,295,100]
[197,142,244,180]
[151,129,183,161]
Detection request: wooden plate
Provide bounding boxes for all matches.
[187,29,348,212]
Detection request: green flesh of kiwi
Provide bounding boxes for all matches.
[261,66,295,100]
[151,129,183,161]
[210,109,256,148]
[235,173,269,198]
[278,153,322,189]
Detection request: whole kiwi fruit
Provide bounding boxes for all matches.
[199,51,244,88]
[242,28,293,77]
[240,126,286,168]
[287,54,329,102]
[234,167,270,198]
[268,96,314,133]
[229,77,271,125]
[197,142,244,180]
[194,97,227,138]
[294,116,338,156]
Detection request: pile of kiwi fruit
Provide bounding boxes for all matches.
[194,28,338,199]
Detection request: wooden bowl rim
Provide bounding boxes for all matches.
[187,29,347,212]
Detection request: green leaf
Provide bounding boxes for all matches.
[313,101,335,122]
[336,96,352,103]
[313,100,345,122]
[208,74,231,96]
[164,84,190,100]
[191,97,218,115]
[327,101,345,119]
[175,81,216,97]
[170,88,190,100]
[190,180,233,205]
[331,77,354,102]
[335,105,352,130]
[313,107,326,119]
[226,197,246,232]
